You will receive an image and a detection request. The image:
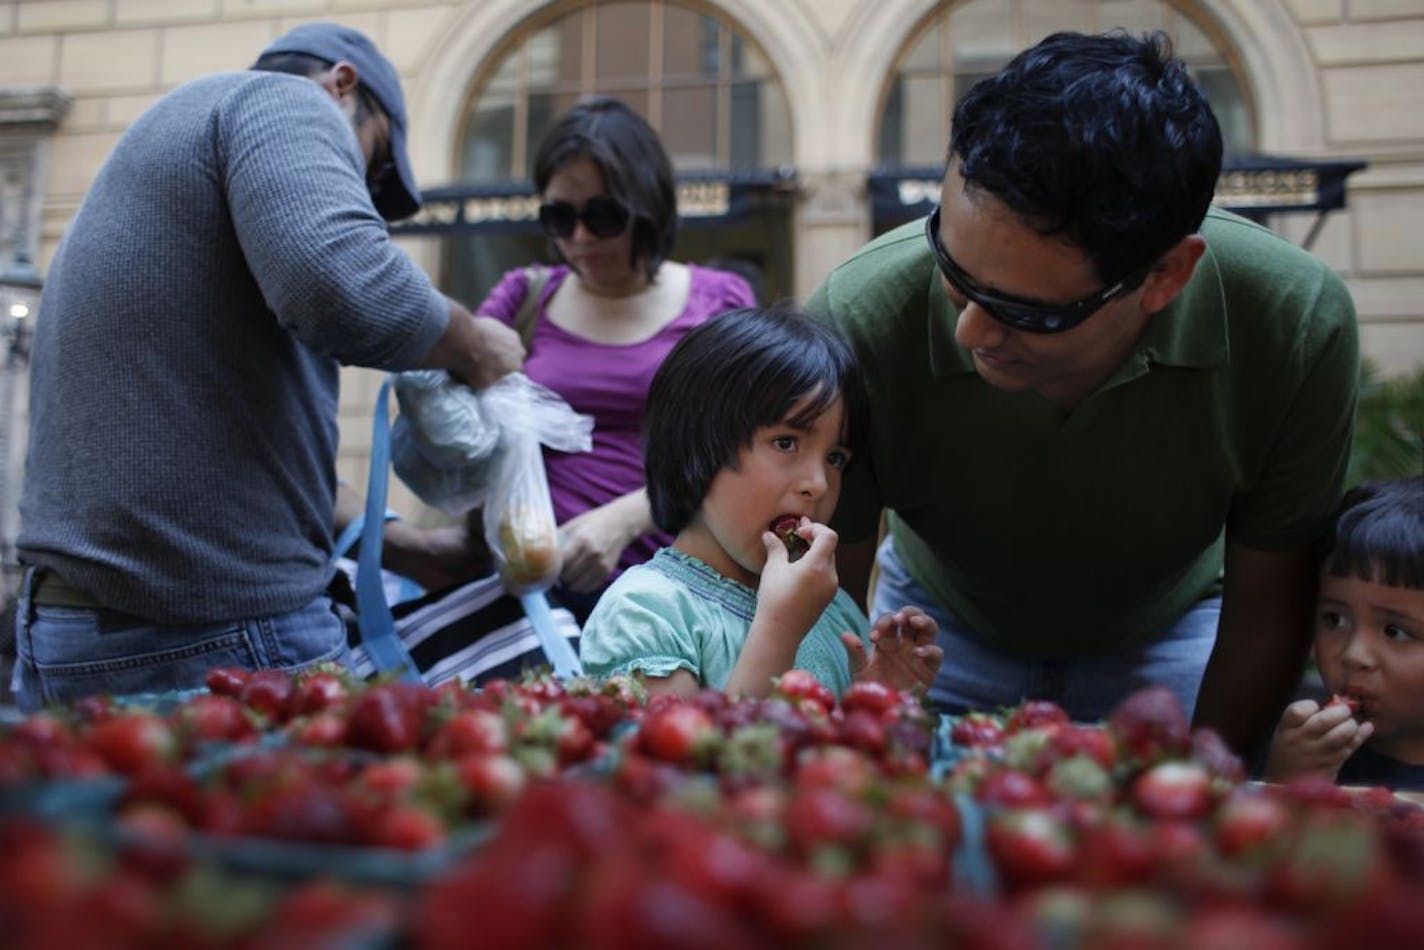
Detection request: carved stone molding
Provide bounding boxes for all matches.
[0,86,72,130]
[0,86,69,268]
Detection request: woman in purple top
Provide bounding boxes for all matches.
[476,96,755,620]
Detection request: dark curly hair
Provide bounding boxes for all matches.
[533,95,677,281]
[1322,477,1424,590]
[949,30,1223,284]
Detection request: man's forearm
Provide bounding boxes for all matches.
[1192,543,1316,758]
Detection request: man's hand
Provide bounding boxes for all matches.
[382,519,489,593]
[418,298,524,388]
[457,316,524,389]
[842,606,943,693]
[1263,698,1373,783]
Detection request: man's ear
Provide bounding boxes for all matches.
[315,61,360,102]
[1140,235,1206,315]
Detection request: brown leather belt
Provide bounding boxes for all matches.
[30,569,103,609]
[28,569,154,629]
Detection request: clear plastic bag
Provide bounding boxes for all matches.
[390,371,593,594]
[390,370,501,516]
[478,375,593,595]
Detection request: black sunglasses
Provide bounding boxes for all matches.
[925,205,1155,334]
[538,196,632,240]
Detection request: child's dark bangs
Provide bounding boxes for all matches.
[1326,517,1424,590]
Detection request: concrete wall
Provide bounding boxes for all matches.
[2,0,1421,519]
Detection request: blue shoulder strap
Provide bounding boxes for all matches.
[356,374,584,683]
[355,377,423,683]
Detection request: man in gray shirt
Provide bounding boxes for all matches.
[13,23,522,709]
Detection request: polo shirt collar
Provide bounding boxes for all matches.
[925,242,1229,379]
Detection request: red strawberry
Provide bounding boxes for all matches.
[1131,760,1214,821]
[1049,724,1118,771]
[425,709,509,759]
[1077,813,1160,887]
[171,693,255,747]
[1326,692,1360,717]
[238,670,296,723]
[840,680,902,717]
[836,710,887,756]
[985,807,1077,892]
[773,669,835,715]
[288,671,350,717]
[84,713,177,775]
[456,753,527,814]
[637,703,718,766]
[770,515,809,561]
[1107,686,1191,765]
[204,666,249,697]
[290,711,347,747]
[950,712,1005,749]
[785,785,875,852]
[1213,788,1291,858]
[9,713,74,749]
[370,803,447,851]
[1005,700,1071,735]
[977,768,1053,808]
[344,685,424,753]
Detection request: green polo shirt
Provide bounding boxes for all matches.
[808,208,1358,659]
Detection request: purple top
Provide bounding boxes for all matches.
[478,263,756,576]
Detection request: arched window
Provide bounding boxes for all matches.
[445,1,795,305]
[877,0,1253,171]
[460,2,791,179]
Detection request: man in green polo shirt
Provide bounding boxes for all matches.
[808,30,1358,759]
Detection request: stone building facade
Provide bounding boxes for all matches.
[1,0,1421,522]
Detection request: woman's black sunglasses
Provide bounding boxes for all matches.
[925,205,1155,334]
[538,196,632,240]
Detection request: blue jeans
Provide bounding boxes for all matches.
[12,569,351,712]
[871,538,1221,722]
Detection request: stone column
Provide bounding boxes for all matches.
[0,87,71,604]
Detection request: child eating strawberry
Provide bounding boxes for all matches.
[1265,476,1424,789]
[580,307,943,699]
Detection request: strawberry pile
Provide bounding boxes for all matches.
[106,670,648,855]
[0,817,400,949]
[941,687,1424,946]
[5,669,1424,948]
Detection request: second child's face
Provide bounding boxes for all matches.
[1313,569,1424,761]
[677,394,851,588]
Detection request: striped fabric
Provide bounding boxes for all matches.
[345,574,580,687]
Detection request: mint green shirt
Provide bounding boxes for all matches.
[580,547,872,696]
[808,208,1358,659]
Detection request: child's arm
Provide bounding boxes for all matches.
[1262,698,1374,783]
[840,607,943,694]
[724,522,840,699]
[642,669,702,700]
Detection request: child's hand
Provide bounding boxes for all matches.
[1262,698,1373,783]
[841,606,943,694]
[725,522,840,699]
[754,519,840,647]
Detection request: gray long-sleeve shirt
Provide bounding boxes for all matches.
[18,70,447,624]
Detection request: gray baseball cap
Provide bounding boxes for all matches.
[261,22,420,221]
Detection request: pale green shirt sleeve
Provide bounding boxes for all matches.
[580,565,706,682]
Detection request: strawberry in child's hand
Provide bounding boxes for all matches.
[770,515,809,562]
[1326,693,1360,717]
